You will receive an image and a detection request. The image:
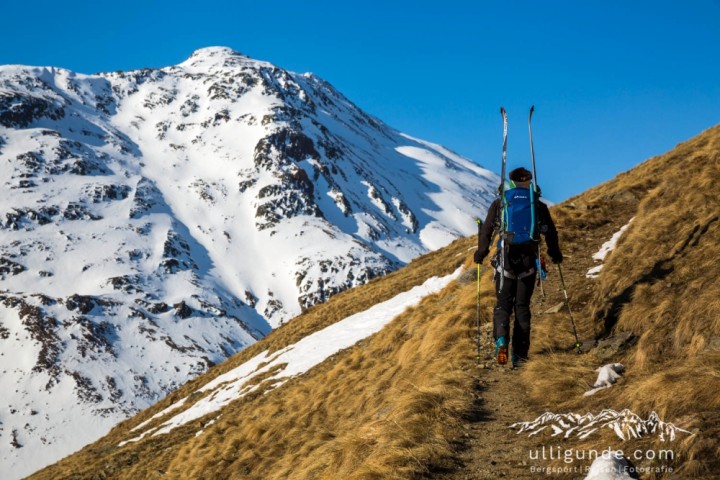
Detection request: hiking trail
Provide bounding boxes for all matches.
[434,329,558,480]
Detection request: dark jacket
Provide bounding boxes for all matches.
[476,193,562,264]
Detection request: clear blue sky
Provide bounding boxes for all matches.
[2,0,719,201]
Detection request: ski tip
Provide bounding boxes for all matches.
[530,105,535,113]
[500,106,506,115]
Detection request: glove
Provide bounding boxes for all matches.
[474,250,487,264]
[551,253,563,264]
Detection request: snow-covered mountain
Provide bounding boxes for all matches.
[0,46,497,477]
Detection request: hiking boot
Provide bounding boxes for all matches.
[511,354,527,369]
[495,337,508,365]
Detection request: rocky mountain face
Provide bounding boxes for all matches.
[0,47,497,477]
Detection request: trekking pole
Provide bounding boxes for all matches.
[557,264,582,353]
[475,218,483,365]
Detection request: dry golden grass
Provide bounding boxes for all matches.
[524,124,720,477]
[30,124,720,479]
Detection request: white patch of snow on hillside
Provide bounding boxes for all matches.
[120,267,462,443]
[587,218,634,278]
[586,264,604,279]
[592,219,634,262]
[584,363,625,396]
[130,399,188,433]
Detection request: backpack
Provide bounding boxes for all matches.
[501,185,538,245]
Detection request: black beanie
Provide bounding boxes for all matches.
[509,167,532,182]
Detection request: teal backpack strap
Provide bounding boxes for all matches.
[501,187,511,233]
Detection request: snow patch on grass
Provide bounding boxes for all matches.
[587,218,634,278]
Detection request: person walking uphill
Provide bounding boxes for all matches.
[474,167,563,368]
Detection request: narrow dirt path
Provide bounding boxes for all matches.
[437,363,540,479]
[430,315,564,480]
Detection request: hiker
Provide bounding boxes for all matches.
[474,167,563,367]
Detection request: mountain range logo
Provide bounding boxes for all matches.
[510,409,694,442]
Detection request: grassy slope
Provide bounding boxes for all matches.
[30,125,720,479]
[524,123,720,478]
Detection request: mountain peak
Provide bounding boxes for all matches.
[179,46,265,70]
[188,46,247,59]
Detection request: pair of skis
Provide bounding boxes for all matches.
[497,106,582,354]
[497,106,538,291]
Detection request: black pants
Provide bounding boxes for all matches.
[493,264,536,360]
